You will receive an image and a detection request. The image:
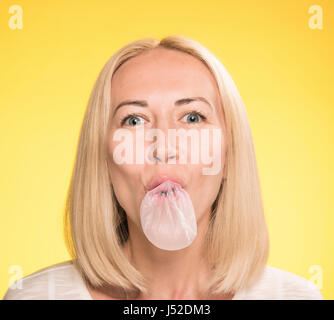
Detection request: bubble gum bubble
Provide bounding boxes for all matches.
[140,180,197,251]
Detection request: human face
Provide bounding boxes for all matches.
[107,47,227,231]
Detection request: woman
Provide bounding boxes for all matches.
[3,35,323,300]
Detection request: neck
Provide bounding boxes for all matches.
[123,212,212,299]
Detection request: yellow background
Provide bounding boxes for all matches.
[1,0,333,299]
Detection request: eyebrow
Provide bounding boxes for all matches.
[112,96,213,117]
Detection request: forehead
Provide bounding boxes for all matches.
[110,48,220,107]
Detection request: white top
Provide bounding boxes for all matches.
[2,260,323,300]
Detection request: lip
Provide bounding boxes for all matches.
[145,175,185,192]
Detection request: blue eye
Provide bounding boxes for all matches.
[121,114,146,127]
[120,111,206,126]
[181,112,206,124]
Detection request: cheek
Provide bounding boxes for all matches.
[107,127,144,171]
[187,172,223,221]
[189,126,226,176]
[109,166,136,220]
[107,130,144,223]
[186,127,226,218]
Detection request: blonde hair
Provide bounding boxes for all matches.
[63,35,269,296]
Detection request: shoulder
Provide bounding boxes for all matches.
[234,265,323,300]
[3,260,89,300]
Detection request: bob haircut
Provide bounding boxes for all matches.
[63,35,270,296]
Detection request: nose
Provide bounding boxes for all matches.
[148,121,178,164]
[152,137,177,164]
[153,153,176,163]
